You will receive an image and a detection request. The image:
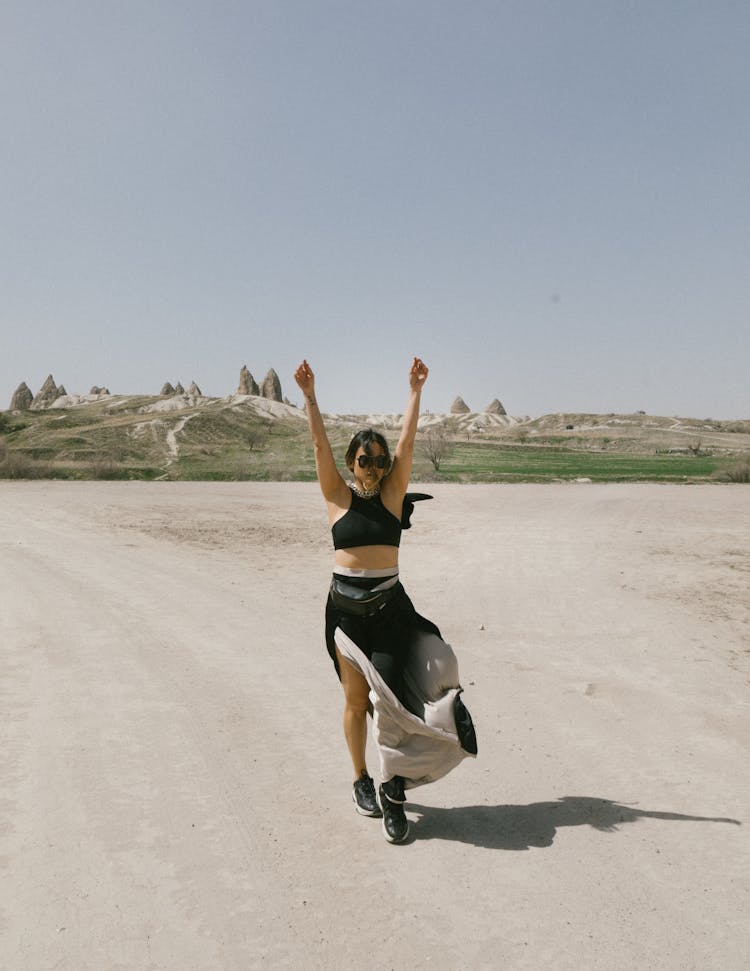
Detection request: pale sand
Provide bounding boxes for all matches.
[1,482,748,970]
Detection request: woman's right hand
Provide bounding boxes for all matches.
[294,359,315,395]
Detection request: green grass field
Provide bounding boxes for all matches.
[428,442,719,482]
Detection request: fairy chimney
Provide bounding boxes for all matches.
[485,398,507,416]
[237,365,259,396]
[9,382,33,410]
[173,381,185,395]
[450,395,471,415]
[260,368,282,402]
[188,381,202,396]
[160,382,175,396]
[31,375,60,409]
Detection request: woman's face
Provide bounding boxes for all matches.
[351,442,387,490]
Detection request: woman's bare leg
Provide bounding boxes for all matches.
[335,646,372,781]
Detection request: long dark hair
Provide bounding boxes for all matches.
[345,428,392,472]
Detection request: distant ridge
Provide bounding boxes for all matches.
[7,363,290,411]
[7,368,515,419]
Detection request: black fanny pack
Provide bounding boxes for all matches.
[329,576,397,618]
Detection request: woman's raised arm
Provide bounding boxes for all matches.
[294,360,348,504]
[385,357,429,498]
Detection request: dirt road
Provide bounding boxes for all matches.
[1,482,748,969]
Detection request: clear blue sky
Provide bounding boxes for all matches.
[2,1,748,418]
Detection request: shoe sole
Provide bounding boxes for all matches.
[377,791,409,843]
[352,791,382,818]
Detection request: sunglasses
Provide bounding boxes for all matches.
[357,454,388,469]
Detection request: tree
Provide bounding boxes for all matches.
[509,425,529,444]
[421,426,451,472]
[246,427,269,451]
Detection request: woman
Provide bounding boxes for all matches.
[294,357,476,844]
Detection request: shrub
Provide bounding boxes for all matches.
[714,459,750,483]
[90,458,122,479]
[0,452,58,479]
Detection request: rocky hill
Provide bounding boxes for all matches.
[2,368,749,481]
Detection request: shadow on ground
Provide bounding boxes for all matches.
[406,796,741,850]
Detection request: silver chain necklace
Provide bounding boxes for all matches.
[348,480,380,499]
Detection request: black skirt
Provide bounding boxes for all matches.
[325,577,441,690]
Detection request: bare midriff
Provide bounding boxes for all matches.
[334,545,400,571]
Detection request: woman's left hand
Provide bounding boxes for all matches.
[294,359,316,396]
[409,357,429,391]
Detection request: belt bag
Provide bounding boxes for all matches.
[329,577,396,618]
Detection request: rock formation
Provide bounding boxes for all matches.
[260,368,282,402]
[174,382,185,395]
[31,375,60,409]
[188,382,202,396]
[89,386,110,395]
[160,382,175,396]
[485,398,507,416]
[237,366,259,396]
[450,396,471,415]
[9,382,33,410]
[56,385,67,397]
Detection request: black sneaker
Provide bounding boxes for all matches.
[378,780,409,844]
[352,771,382,817]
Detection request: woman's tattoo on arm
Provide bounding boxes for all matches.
[306,393,318,408]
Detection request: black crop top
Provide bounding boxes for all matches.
[332,490,402,550]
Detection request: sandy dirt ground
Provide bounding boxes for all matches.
[1,481,748,970]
